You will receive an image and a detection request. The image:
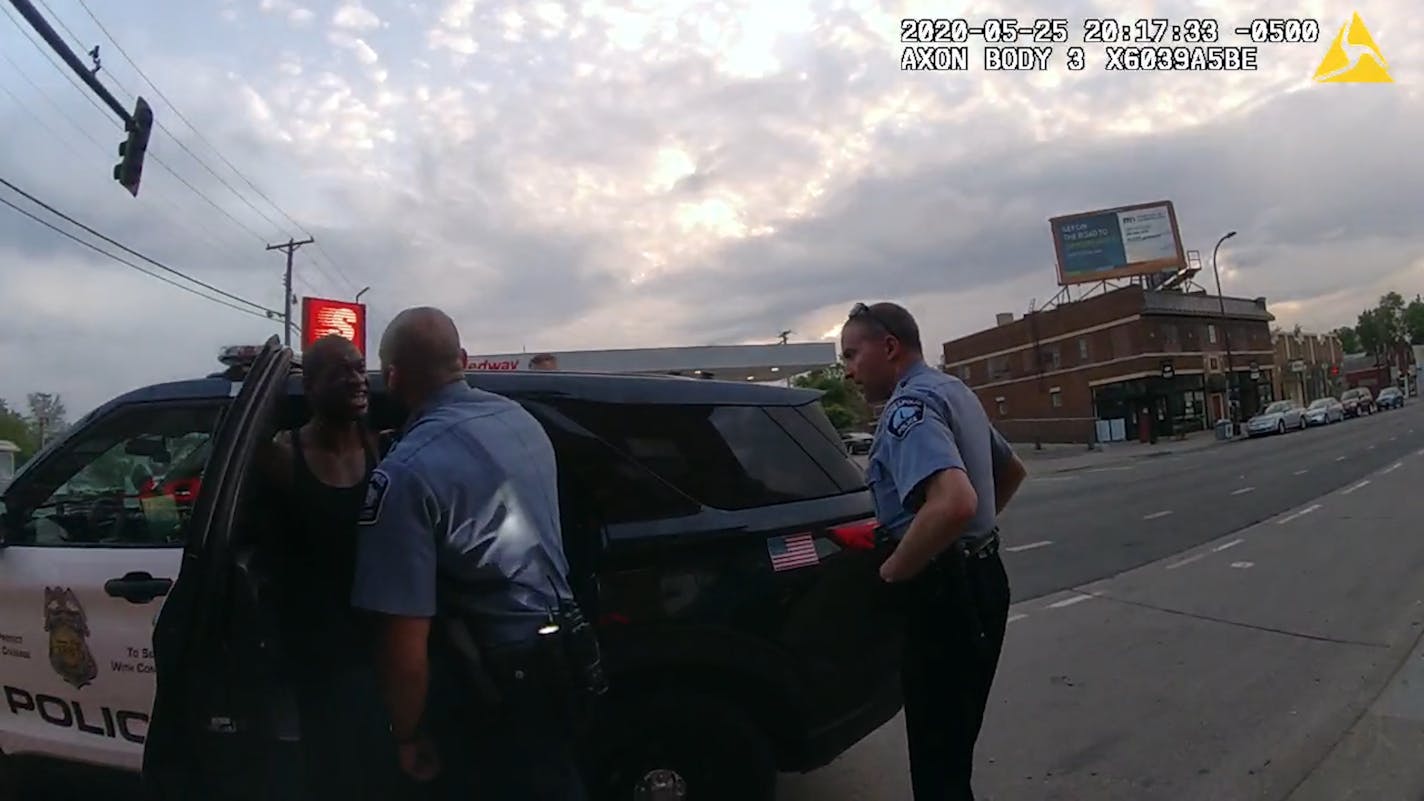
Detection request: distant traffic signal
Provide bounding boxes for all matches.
[113,97,153,196]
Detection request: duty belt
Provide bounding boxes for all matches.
[959,528,1001,561]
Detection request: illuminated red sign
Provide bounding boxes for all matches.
[301,297,367,356]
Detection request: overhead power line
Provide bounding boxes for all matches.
[72,0,362,293]
[0,174,280,317]
[0,194,273,322]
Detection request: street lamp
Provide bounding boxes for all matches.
[1211,231,1238,431]
[355,286,370,303]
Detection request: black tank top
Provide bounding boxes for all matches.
[280,426,377,667]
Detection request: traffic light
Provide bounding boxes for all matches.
[113,97,153,196]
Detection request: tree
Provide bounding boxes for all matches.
[0,398,38,467]
[1333,326,1360,353]
[26,392,68,447]
[793,366,871,431]
[1406,295,1424,345]
[1377,291,1408,345]
[1356,308,1387,364]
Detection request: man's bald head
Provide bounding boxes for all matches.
[379,307,465,387]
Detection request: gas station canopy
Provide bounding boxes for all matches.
[464,342,838,383]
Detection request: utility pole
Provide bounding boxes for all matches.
[267,237,314,346]
[1211,231,1238,432]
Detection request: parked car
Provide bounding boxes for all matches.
[1376,387,1405,410]
[0,339,900,801]
[1303,397,1345,426]
[1340,387,1376,418]
[1245,400,1307,437]
[841,431,873,455]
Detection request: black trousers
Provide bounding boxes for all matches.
[899,549,1011,801]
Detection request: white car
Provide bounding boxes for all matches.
[1245,400,1307,437]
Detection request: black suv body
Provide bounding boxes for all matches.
[117,343,903,800]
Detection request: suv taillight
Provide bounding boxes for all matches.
[827,519,878,551]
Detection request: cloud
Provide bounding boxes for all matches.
[332,3,382,30]
[1,0,1421,420]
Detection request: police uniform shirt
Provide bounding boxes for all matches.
[868,361,1016,544]
[350,381,574,645]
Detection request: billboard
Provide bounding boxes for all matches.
[301,296,367,356]
[1049,201,1186,286]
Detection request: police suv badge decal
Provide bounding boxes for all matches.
[44,587,98,690]
[885,397,926,439]
[359,469,390,525]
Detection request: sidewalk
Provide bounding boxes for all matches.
[1013,429,1233,474]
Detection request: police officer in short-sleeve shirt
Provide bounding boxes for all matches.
[351,307,587,801]
[841,302,1027,801]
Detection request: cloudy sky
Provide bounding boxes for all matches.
[0,0,1419,418]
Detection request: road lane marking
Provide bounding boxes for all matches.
[1166,553,1207,570]
[1231,486,1255,495]
[1389,436,1398,442]
[1293,469,1309,475]
[1032,475,1078,482]
[1336,456,1347,461]
[1143,510,1174,520]
[1047,594,1093,609]
[1005,540,1053,553]
[1277,503,1323,524]
[1343,479,1371,495]
[1213,539,1244,552]
[1007,613,1029,624]
[1230,561,1255,569]
[1381,462,1403,475]
[1087,466,1136,473]
[1368,444,1377,450]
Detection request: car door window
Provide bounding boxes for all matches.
[1,402,223,548]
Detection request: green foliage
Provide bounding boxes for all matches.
[1333,326,1360,353]
[1406,295,1424,345]
[0,399,37,468]
[793,365,871,431]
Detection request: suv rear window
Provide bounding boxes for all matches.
[553,400,865,511]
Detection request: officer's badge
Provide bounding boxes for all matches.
[885,397,926,439]
[359,469,390,525]
[44,587,97,690]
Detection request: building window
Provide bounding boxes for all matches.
[988,355,1011,380]
[1040,344,1061,371]
[1077,336,1090,362]
[1162,323,1179,350]
[995,397,1007,416]
[1050,389,1063,408]
[1209,357,1220,372]
[959,364,972,382]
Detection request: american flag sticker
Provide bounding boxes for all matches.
[767,533,820,572]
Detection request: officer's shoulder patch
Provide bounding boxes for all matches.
[358,468,391,525]
[884,396,926,439]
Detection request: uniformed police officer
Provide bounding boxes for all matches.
[350,307,591,801]
[840,302,1027,801]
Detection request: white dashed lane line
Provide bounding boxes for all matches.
[1230,561,1255,569]
[1166,553,1207,570]
[1231,486,1255,496]
[1007,613,1029,624]
[1293,469,1309,475]
[1342,479,1371,495]
[1047,594,1094,609]
[1335,456,1347,462]
[1143,510,1174,520]
[1277,503,1323,524]
[1004,540,1053,553]
[1381,461,1403,475]
[1213,538,1244,552]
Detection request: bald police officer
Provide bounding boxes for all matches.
[351,307,590,800]
[841,302,1027,801]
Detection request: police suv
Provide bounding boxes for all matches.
[0,339,902,801]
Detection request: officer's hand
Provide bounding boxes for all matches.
[397,734,442,782]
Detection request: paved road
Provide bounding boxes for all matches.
[783,403,1424,800]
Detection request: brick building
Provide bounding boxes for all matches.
[941,285,1277,444]
[1272,330,1345,405]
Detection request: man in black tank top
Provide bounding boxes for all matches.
[257,334,398,800]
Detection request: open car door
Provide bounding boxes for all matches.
[141,336,296,801]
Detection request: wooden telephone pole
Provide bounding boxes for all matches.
[266,237,314,345]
